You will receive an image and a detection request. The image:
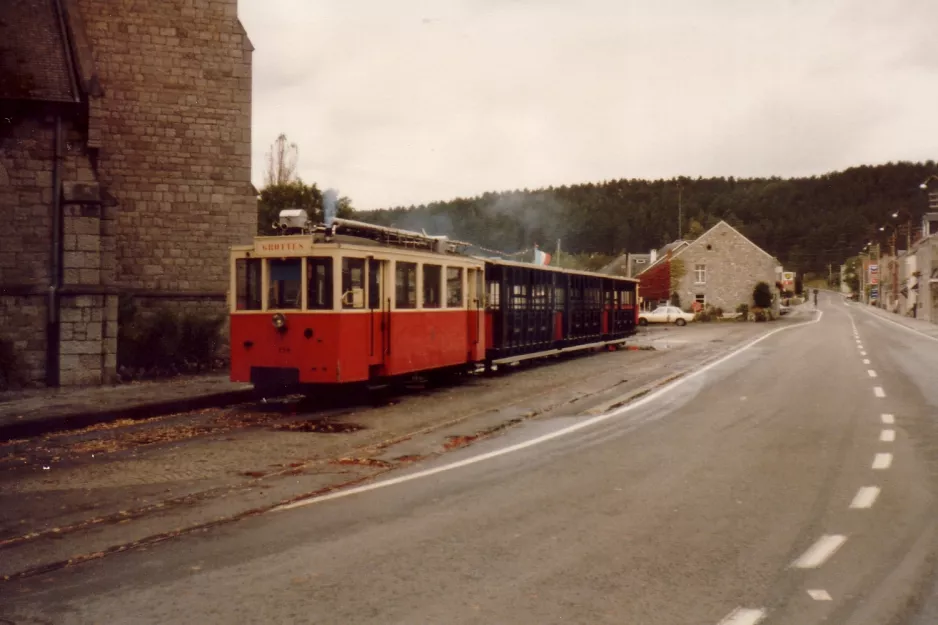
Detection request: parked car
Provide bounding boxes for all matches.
[638,305,695,326]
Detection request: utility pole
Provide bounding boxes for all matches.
[677,183,683,240]
[828,263,832,287]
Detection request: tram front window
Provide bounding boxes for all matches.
[268,258,302,309]
[235,258,262,310]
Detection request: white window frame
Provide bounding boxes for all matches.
[694,264,706,284]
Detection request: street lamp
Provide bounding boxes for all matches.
[922,175,938,210]
[919,174,938,190]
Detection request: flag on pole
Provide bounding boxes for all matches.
[534,247,551,266]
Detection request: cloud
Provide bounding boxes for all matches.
[240,0,938,209]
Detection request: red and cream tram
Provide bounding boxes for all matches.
[229,215,638,392]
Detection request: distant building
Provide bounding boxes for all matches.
[636,222,780,313]
[896,213,938,322]
[0,0,256,386]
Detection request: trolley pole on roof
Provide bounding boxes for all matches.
[556,239,561,267]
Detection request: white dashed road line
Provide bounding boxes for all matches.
[873,453,893,470]
[867,369,878,378]
[874,387,886,398]
[880,429,895,442]
[807,589,833,601]
[716,607,766,625]
[792,534,848,569]
[861,351,867,356]
[849,486,881,509]
[882,414,895,424]
[863,359,870,364]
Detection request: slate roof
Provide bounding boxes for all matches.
[0,0,78,102]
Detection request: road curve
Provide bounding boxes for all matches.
[3,293,938,625]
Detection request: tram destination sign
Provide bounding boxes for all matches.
[254,238,311,256]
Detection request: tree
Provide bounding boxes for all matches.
[752,282,773,309]
[264,133,299,187]
[685,218,705,240]
[256,134,358,233]
[257,181,323,234]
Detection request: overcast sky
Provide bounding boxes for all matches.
[239,0,937,210]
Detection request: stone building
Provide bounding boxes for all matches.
[896,214,938,322]
[0,0,256,387]
[636,222,781,313]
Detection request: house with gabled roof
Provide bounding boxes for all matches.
[637,221,781,313]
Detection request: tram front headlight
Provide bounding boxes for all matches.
[271,313,287,331]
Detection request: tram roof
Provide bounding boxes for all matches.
[477,256,639,283]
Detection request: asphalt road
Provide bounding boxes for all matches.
[4,293,938,624]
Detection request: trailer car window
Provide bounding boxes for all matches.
[307,257,333,310]
[423,264,442,308]
[396,262,417,309]
[446,267,463,307]
[235,258,262,310]
[268,259,302,310]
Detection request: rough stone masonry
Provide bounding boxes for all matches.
[0,0,256,386]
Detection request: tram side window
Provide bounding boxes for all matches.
[235,258,262,310]
[268,258,302,310]
[446,267,463,307]
[307,257,333,310]
[396,262,417,309]
[342,258,365,309]
[423,264,442,308]
[486,280,500,310]
[621,287,633,306]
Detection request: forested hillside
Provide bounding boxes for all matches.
[354,162,937,274]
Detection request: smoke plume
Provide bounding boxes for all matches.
[323,188,339,226]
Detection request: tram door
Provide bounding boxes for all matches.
[467,268,484,361]
[368,258,387,375]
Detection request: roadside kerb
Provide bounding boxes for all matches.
[0,388,257,443]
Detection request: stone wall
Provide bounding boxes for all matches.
[59,294,118,386]
[1,0,255,387]
[0,296,47,387]
[75,0,257,295]
[0,111,114,387]
[674,222,779,313]
[0,114,55,289]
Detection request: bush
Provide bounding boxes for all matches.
[752,308,768,322]
[753,281,773,309]
[0,338,23,391]
[669,292,682,309]
[118,299,225,380]
[735,303,749,320]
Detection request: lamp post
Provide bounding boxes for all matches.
[921,174,938,210]
[879,224,899,310]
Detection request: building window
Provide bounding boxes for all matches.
[695,293,706,306]
[307,257,333,310]
[268,258,302,309]
[423,264,442,308]
[396,262,417,309]
[694,264,706,284]
[446,267,463,307]
[341,257,365,309]
[235,258,262,310]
